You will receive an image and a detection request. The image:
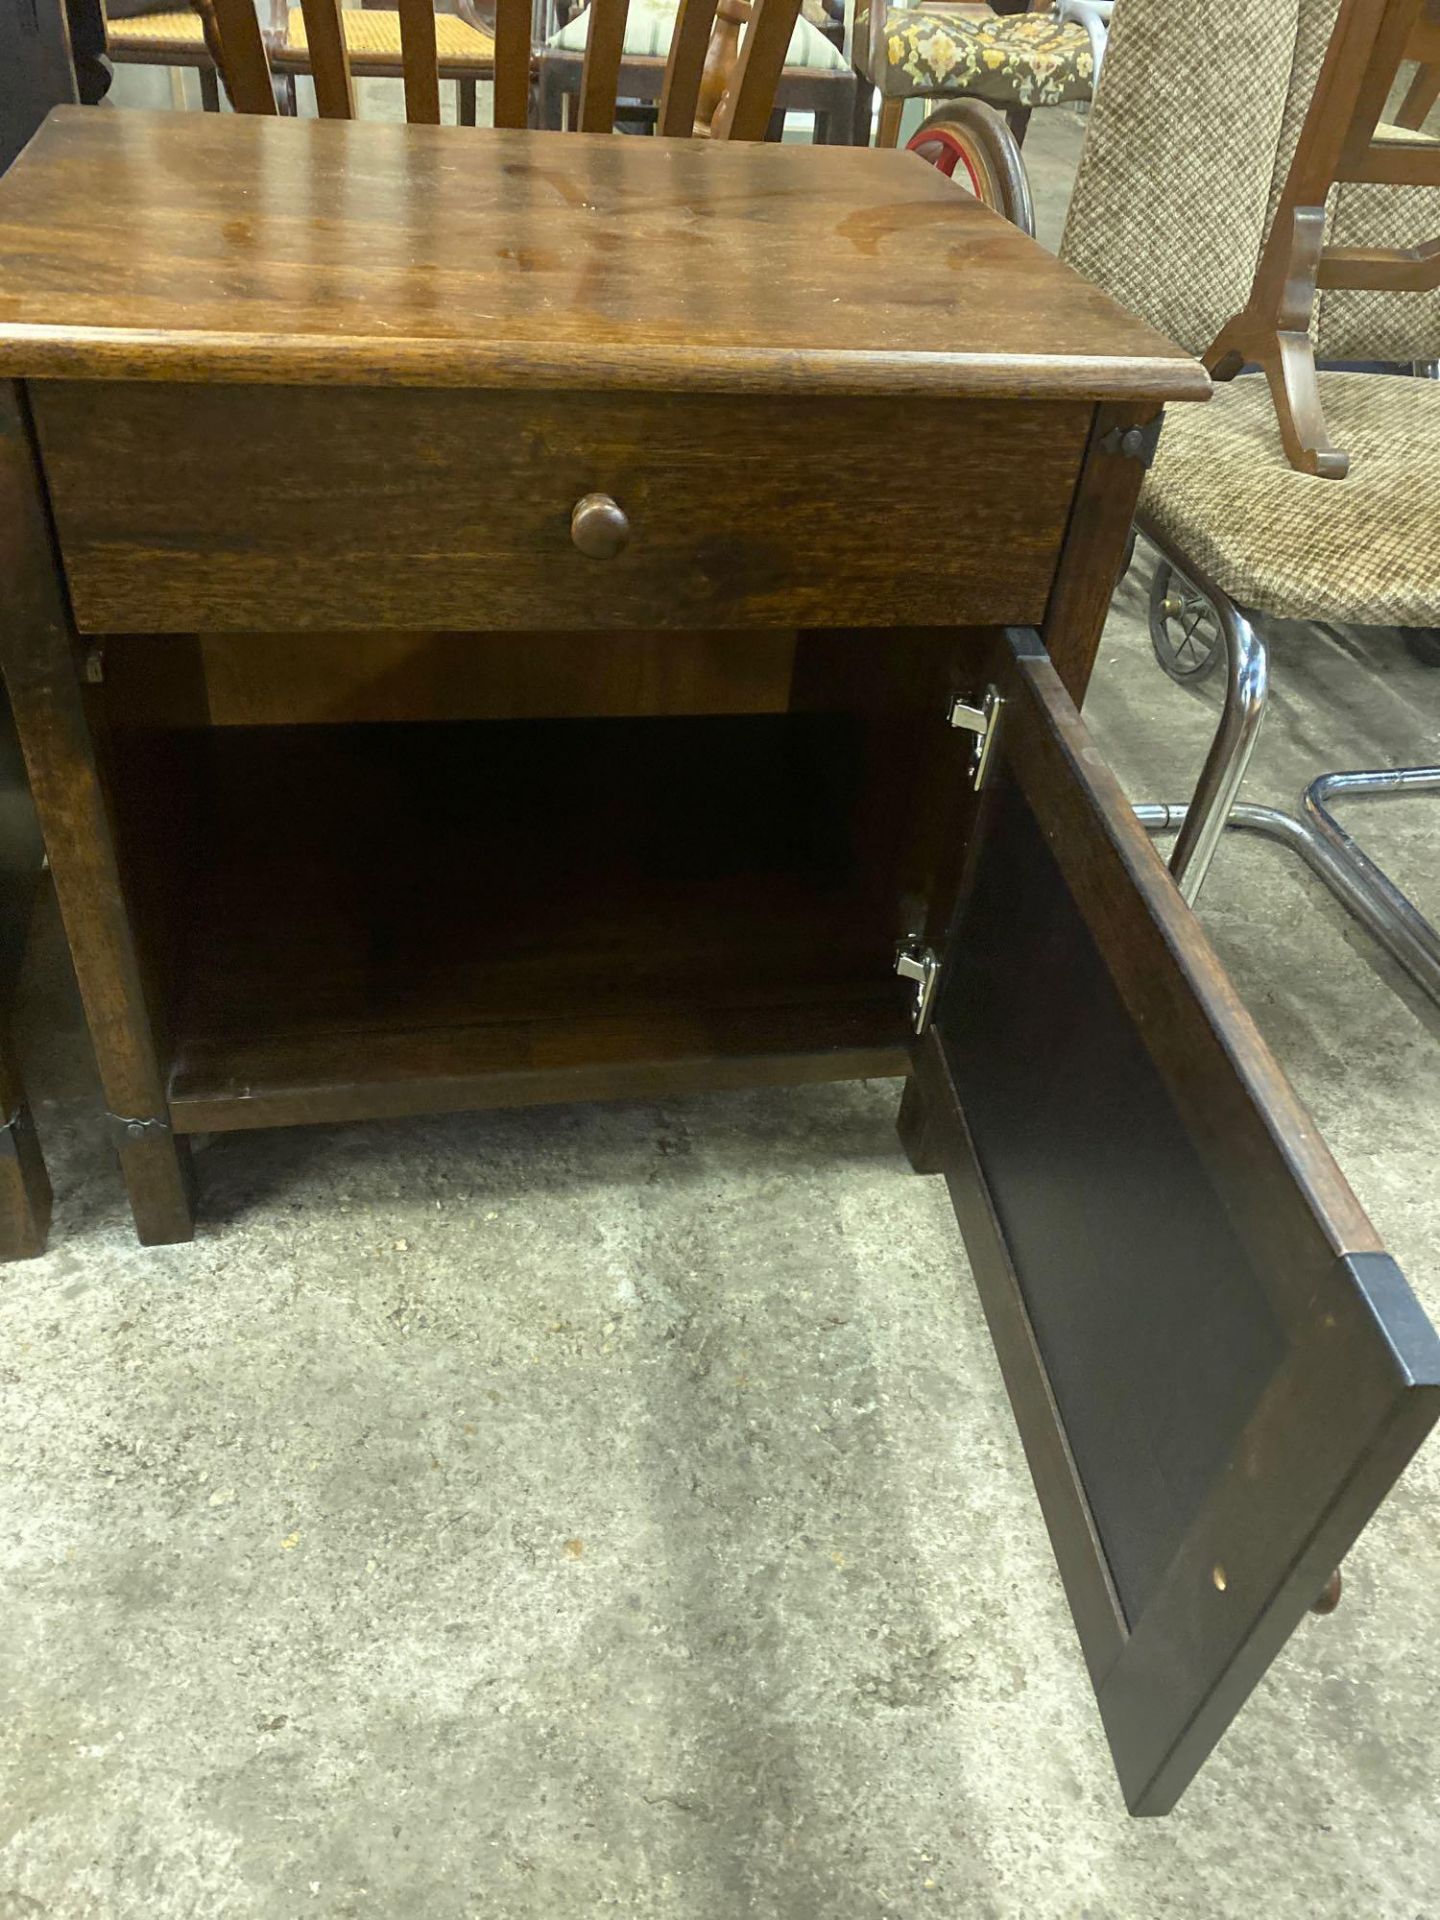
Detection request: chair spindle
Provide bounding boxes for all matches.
[396,0,442,122]
[298,0,356,117]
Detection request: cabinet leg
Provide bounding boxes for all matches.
[898,1074,943,1175]
[0,383,191,1249]
[0,1098,51,1260]
[1310,1568,1343,1615]
[114,1121,195,1246]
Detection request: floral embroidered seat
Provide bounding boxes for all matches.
[853,0,1108,147]
[880,8,1093,104]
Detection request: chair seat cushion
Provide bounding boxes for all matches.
[881,8,1093,104]
[286,8,495,64]
[1143,372,1440,625]
[548,0,849,72]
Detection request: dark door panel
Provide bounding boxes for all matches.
[915,627,1440,1813]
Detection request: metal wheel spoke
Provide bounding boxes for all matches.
[1177,629,1206,667]
[1149,561,1224,685]
[1169,601,1218,674]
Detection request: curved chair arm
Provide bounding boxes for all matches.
[1056,0,1111,80]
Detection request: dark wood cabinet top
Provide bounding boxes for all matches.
[0,108,1209,400]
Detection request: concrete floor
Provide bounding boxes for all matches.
[3,91,1440,1920]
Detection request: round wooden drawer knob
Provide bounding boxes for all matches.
[571,493,630,560]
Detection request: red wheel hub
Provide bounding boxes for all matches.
[906,127,984,199]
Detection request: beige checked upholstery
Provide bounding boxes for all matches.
[1143,372,1440,622]
[1060,1,1298,358]
[1319,114,1440,363]
[1259,0,1440,364]
[1060,0,1440,625]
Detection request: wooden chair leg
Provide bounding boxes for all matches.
[1005,103,1031,145]
[828,79,858,144]
[199,63,222,111]
[851,74,875,145]
[0,384,194,1248]
[458,75,477,124]
[877,95,905,147]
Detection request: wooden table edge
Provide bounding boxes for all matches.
[0,329,1214,400]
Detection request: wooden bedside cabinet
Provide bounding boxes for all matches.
[0,106,1434,1815]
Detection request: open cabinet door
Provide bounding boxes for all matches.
[906,628,1440,1816]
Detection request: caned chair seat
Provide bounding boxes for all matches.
[283,7,495,67]
[108,6,496,70]
[1142,372,1440,626]
[878,7,1094,104]
[106,9,210,54]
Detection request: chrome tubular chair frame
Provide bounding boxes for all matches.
[1130,523,1440,1005]
[1059,0,1113,80]
[1131,516,1270,906]
[1136,774,1440,1004]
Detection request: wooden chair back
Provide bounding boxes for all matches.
[194,0,802,137]
[1206,0,1440,475]
[1394,0,1440,126]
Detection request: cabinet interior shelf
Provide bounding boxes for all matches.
[123,715,914,1132]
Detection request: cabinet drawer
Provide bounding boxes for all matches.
[31,382,1091,635]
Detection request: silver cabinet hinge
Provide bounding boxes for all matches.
[1098,414,1164,468]
[948,684,1004,790]
[895,941,941,1034]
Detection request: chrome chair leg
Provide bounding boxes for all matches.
[1302,769,1440,999]
[1136,773,1440,1004]
[1134,519,1270,905]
